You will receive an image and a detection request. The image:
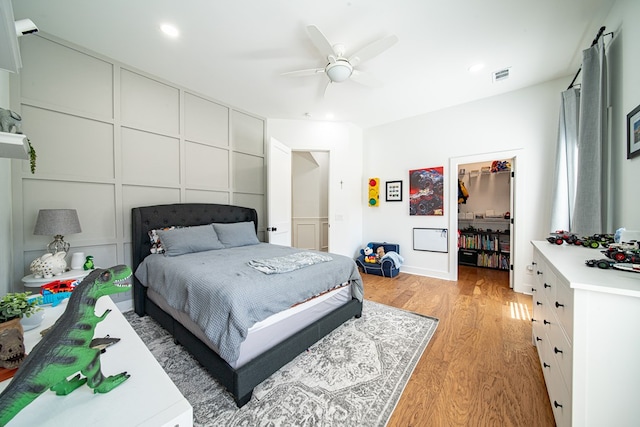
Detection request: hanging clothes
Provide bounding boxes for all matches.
[458,179,469,204]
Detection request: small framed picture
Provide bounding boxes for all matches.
[385,180,403,202]
[627,104,640,159]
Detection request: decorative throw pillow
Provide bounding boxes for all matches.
[213,221,260,248]
[149,226,183,254]
[157,224,225,256]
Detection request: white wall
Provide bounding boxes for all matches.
[363,78,566,293]
[606,0,640,230]
[457,161,511,219]
[268,119,363,258]
[0,69,11,295]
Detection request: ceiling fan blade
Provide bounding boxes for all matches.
[281,68,326,77]
[350,69,383,87]
[348,34,399,67]
[306,25,336,60]
[323,80,333,99]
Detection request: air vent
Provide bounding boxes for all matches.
[492,67,511,83]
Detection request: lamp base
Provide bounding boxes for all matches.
[47,235,70,254]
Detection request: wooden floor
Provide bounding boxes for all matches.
[363,266,555,427]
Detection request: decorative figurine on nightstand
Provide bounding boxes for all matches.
[83,255,94,271]
[0,265,132,426]
[29,252,67,279]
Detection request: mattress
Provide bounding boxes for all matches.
[147,283,352,369]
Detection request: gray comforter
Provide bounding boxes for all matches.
[134,243,363,364]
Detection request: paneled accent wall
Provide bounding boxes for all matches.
[292,217,329,252]
[10,34,265,293]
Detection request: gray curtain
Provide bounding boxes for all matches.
[551,38,609,236]
[572,38,609,235]
[550,88,580,232]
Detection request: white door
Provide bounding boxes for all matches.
[509,159,516,288]
[267,137,292,246]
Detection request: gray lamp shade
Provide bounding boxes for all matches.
[33,209,82,253]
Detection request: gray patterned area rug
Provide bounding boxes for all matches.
[124,300,438,426]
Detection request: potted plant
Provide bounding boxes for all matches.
[0,292,43,369]
[0,292,42,324]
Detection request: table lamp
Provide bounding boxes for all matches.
[33,209,82,254]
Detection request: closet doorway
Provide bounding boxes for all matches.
[451,151,517,289]
[291,150,330,252]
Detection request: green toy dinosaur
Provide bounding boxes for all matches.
[0,265,132,426]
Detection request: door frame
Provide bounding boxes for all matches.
[449,149,522,287]
[291,149,331,251]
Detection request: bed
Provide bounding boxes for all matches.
[131,203,363,407]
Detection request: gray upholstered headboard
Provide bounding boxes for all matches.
[131,203,258,314]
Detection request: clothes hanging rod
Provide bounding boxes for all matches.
[567,26,607,89]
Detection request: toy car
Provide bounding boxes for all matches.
[602,241,640,263]
[582,233,615,249]
[548,230,582,245]
[585,258,615,269]
[40,279,79,295]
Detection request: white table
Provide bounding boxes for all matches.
[21,269,94,290]
[0,297,193,426]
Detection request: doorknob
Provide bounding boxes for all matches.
[267,227,278,232]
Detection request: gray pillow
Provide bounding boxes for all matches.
[213,222,260,248]
[157,224,224,256]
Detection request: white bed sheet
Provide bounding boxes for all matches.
[147,283,352,369]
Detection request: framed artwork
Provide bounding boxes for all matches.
[385,180,403,202]
[627,104,640,159]
[409,166,444,216]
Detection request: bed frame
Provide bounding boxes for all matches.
[131,203,363,407]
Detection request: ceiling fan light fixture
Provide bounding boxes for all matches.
[326,60,353,82]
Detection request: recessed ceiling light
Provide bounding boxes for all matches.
[468,63,485,73]
[160,23,179,38]
[325,113,335,120]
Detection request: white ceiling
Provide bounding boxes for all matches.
[12,0,615,129]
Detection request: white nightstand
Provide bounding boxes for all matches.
[21,269,94,291]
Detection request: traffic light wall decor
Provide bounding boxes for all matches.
[368,178,380,207]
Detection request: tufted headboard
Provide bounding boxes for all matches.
[131,203,258,314]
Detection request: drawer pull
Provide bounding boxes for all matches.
[554,347,563,354]
[555,301,564,308]
[531,287,536,292]
[554,401,563,409]
[536,336,542,342]
[543,362,551,368]
[543,319,551,325]
[536,301,543,306]
[531,318,537,322]
[544,283,551,288]
[532,262,537,266]
[537,271,543,275]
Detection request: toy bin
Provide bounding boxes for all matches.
[355,242,400,278]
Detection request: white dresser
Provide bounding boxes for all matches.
[531,241,640,426]
[0,296,193,426]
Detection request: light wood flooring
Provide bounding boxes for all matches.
[363,266,555,427]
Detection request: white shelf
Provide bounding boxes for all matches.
[0,131,28,159]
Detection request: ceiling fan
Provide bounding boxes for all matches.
[283,25,399,93]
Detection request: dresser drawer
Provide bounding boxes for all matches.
[547,365,572,427]
[540,267,557,307]
[547,318,573,389]
[554,277,574,341]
